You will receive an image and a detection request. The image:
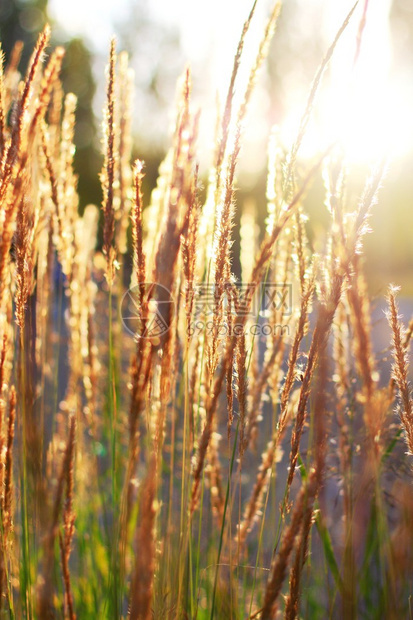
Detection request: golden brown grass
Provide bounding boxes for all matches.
[0,5,412,619]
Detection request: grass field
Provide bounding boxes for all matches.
[0,3,413,618]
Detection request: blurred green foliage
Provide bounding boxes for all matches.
[60,38,101,212]
[0,0,47,68]
[0,0,100,213]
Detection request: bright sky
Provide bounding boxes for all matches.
[49,0,131,49]
[48,0,413,168]
[313,0,413,163]
[49,0,270,56]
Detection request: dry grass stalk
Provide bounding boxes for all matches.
[0,30,51,310]
[153,69,198,348]
[388,311,413,398]
[283,3,357,198]
[242,233,292,452]
[212,0,281,283]
[0,330,8,431]
[252,148,330,291]
[285,163,384,501]
[207,2,282,385]
[236,2,281,132]
[236,262,316,548]
[354,0,370,67]
[285,273,340,503]
[260,471,318,620]
[213,0,258,197]
[126,341,152,515]
[208,127,242,383]
[116,51,134,256]
[346,261,384,452]
[237,330,248,457]
[47,78,64,155]
[293,209,310,296]
[181,166,200,333]
[150,70,199,462]
[224,291,235,439]
[284,500,314,620]
[388,287,413,455]
[3,386,16,537]
[54,93,78,275]
[59,415,76,620]
[132,160,146,295]
[37,414,76,617]
[213,131,238,287]
[206,432,225,521]
[101,38,117,286]
[190,157,324,516]
[128,453,157,620]
[284,350,328,619]
[15,193,34,329]
[332,301,355,605]
[0,383,15,611]
[41,122,60,221]
[0,45,5,159]
[4,40,23,79]
[0,27,50,202]
[280,262,316,433]
[402,316,413,350]
[30,46,65,132]
[247,336,281,439]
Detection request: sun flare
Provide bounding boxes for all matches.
[49,0,413,169]
[293,0,413,164]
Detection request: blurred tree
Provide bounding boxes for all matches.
[0,0,100,211]
[60,38,101,211]
[0,0,47,69]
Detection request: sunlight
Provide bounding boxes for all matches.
[3,1,413,615]
[49,0,130,48]
[48,0,413,167]
[320,76,413,164]
[304,0,413,164]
